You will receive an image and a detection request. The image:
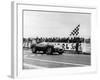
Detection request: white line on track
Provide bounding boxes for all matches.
[25,57,87,66]
[24,63,48,69]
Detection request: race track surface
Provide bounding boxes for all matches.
[23,49,91,69]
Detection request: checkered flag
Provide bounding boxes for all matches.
[70,24,80,36]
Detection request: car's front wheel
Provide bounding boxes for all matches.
[58,52,63,55]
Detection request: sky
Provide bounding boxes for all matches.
[24,10,91,38]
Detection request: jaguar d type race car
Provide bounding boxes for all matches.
[31,42,64,55]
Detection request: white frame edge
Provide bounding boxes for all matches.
[11,1,18,78]
[11,1,97,78]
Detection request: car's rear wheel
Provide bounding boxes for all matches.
[32,47,36,53]
[46,47,52,55]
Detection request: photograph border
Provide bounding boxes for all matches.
[11,2,97,78]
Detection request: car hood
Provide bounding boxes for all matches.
[36,42,48,47]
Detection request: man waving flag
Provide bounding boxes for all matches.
[69,24,80,54]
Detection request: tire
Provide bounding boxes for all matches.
[46,47,53,55]
[32,47,36,53]
[59,52,63,55]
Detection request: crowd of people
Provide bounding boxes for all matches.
[23,37,90,44]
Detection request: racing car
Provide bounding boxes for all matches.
[31,42,64,55]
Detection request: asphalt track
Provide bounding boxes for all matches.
[23,49,91,69]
